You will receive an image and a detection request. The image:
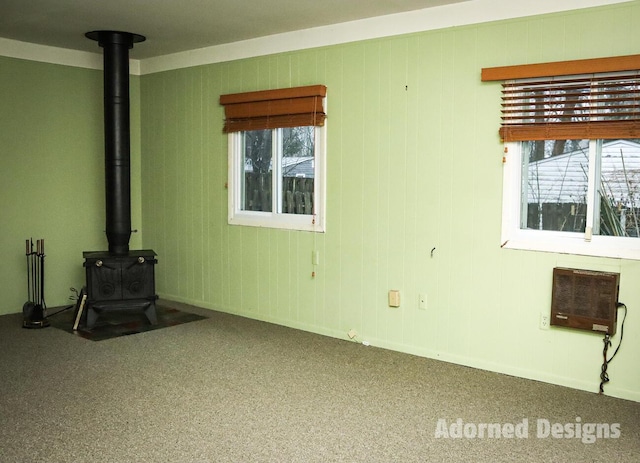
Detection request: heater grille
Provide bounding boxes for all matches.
[550,267,619,335]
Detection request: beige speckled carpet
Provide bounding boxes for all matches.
[1,301,638,462]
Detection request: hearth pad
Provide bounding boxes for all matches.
[47,303,206,341]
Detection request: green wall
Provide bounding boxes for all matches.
[140,2,640,401]
[0,56,143,315]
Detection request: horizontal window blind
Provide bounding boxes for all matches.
[220,85,326,133]
[500,72,640,141]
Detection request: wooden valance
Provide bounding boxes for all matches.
[220,85,327,133]
[482,55,640,142]
[481,54,640,81]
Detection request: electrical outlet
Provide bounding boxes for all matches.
[418,293,427,310]
[539,312,550,330]
[388,290,400,308]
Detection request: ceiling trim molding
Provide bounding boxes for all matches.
[0,37,101,69]
[0,37,142,75]
[139,0,633,74]
[0,0,632,76]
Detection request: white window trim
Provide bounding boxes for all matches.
[501,141,640,260]
[227,124,327,233]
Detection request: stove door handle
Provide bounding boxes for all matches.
[125,257,146,270]
[95,260,117,270]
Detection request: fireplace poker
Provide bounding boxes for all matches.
[38,239,45,311]
[30,239,35,305]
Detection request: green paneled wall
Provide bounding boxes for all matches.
[0,56,143,315]
[140,3,640,401]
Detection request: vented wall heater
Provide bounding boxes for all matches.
[550,267,620,335]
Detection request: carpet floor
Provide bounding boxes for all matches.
[0,300,638,462]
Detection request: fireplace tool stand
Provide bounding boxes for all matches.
[22,238,50,329]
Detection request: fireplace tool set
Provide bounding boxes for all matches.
[22,238,50,329]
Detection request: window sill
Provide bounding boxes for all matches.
[501,231,640,260]
[228,212,325,233]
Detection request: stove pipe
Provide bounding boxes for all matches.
[86,30,145,255]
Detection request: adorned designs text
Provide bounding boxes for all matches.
[435,417,620,444]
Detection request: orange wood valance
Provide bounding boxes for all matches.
[220,85,327,133]
[482,55,640,142]
[481,54,640,82]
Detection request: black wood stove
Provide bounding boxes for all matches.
[83,30,158,329]
[83,250,157,328]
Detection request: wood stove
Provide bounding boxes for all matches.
[83,250,158,328]
[83,30,158,329]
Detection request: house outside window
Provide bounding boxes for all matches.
[221,85,327,232]
[522,139,640,237]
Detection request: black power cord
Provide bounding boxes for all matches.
[599,303,627,394]
[46,288,81,318]
[46,305,74,317]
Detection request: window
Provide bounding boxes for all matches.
[220,85,327,232]
[503,139,640,259]
[482,55,640,259]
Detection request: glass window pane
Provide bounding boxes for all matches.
[598,139,640,237]
[521,140,589,232]
[281,126,315,215]
[242,130,272,212]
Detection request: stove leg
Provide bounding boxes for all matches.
[145,303,158,325]
[86,305,99,329]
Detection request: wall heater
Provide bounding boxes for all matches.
[550,267,620,335]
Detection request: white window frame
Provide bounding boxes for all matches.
[501,141,640,260]
[227,124,327,232]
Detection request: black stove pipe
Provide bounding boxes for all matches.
[86,30,145,255]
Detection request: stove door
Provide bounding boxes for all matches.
[86,261,122,301]
[122,258,156,299]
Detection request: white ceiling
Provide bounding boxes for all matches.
[0,0,469,59]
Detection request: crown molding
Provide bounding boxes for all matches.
[0,0,632,76]
[139,0,634,74]
[0,37,142,75]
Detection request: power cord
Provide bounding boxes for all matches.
[599,303,627,394]
[45,287,82,318]
[46,305,74,317]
